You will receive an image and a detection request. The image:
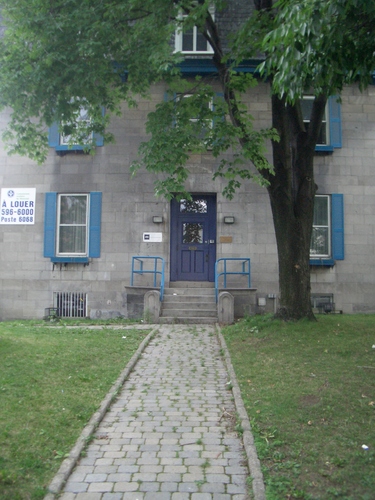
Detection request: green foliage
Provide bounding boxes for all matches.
[0,0,374,185]
[131,74,276,199]
[256,0,375,99]
[0,0,179,162]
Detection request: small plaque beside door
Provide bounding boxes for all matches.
[143,232,163,242]
[220,236,233,243]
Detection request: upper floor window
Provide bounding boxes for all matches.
[48,106,104,152]
[174,6,214,54]
[177,93,214,136]
[301,95,342,152]
[59,107,92,147]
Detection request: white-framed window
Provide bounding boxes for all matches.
[310,195,330,258]
[57,194,89,256]
[309,193,344,265]
[175,23,213,53]
[48,107,104,152]
[177,93,214,134]
[59,107,92,146]
[301,96,329,146]
[301,95,342,151]
[174,6,214,54]
[44,192,102,263]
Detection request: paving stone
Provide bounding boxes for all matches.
[138,482,161,492]
[64,482,89,493]
[58,494,76,500]
[85,473,108,483]
[160,481,179,492]
[75,494,103,500]
[102,494,124,500]
[59,325,252,499]
[113,482,139,492]
[144,493,172,500]
[87,482,114,492]
[171,493,190,499]
[200,482,226,493]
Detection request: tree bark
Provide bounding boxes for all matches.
[267,94,327,320]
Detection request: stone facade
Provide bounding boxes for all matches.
[0,79,374,320]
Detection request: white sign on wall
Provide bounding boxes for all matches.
[143,232,163,242]
[0,188,36,225]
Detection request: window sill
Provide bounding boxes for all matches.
[50,257,89,263]
[310,258,335,267]
[315,145,334,153]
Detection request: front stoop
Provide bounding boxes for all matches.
[160,282,218,324]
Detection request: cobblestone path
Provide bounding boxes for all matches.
[59,324,250,500]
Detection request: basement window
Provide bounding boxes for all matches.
[53,292,87,318]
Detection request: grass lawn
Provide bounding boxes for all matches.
[222,314,375,500]
[0,320,150,500]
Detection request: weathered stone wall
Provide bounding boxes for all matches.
[0,81,375,319]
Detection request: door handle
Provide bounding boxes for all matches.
[205,254,209,262]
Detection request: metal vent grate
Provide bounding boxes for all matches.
[53,292,87,318]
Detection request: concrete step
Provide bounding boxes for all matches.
[161,285,218,324]
[169,281,215,289]
[163,297,215,307]
[159,316,218,325]
[162,308,217,318]
[162,302,216,310]
[164,288,215,297]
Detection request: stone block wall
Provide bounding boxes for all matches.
[0,82,375,319]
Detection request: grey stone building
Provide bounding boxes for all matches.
[0,4,374,321]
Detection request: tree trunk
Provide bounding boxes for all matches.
[268,94,318,320]
[268,184,316,320]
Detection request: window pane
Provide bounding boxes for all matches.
[182,30,194,51]
[180,199,208,213]
[183,223,203,243]
[313,197,328,226]
[196,31,207,51]
[301,98,314,121]
[318,124,327,145]
[310,196,330,257]
[59,226,87,254]
[58,194,88,255]
[60,106,92,145]
[301,97,327,145]
[60,195,87,224]
[310,227,329,256]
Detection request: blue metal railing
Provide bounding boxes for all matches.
[131,256,165,301]
[215,258,251,302]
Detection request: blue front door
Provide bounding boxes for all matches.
[170,195,216,282]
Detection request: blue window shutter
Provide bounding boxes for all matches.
[164,92,177,127]
[214,92,224,122]
[88,192,102,258]
[329,96,342,148]
[331,194,344,260]
[44,192,57,257]
[93,132,104,147]
[94,106,105,146]
[48,123,60,148]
